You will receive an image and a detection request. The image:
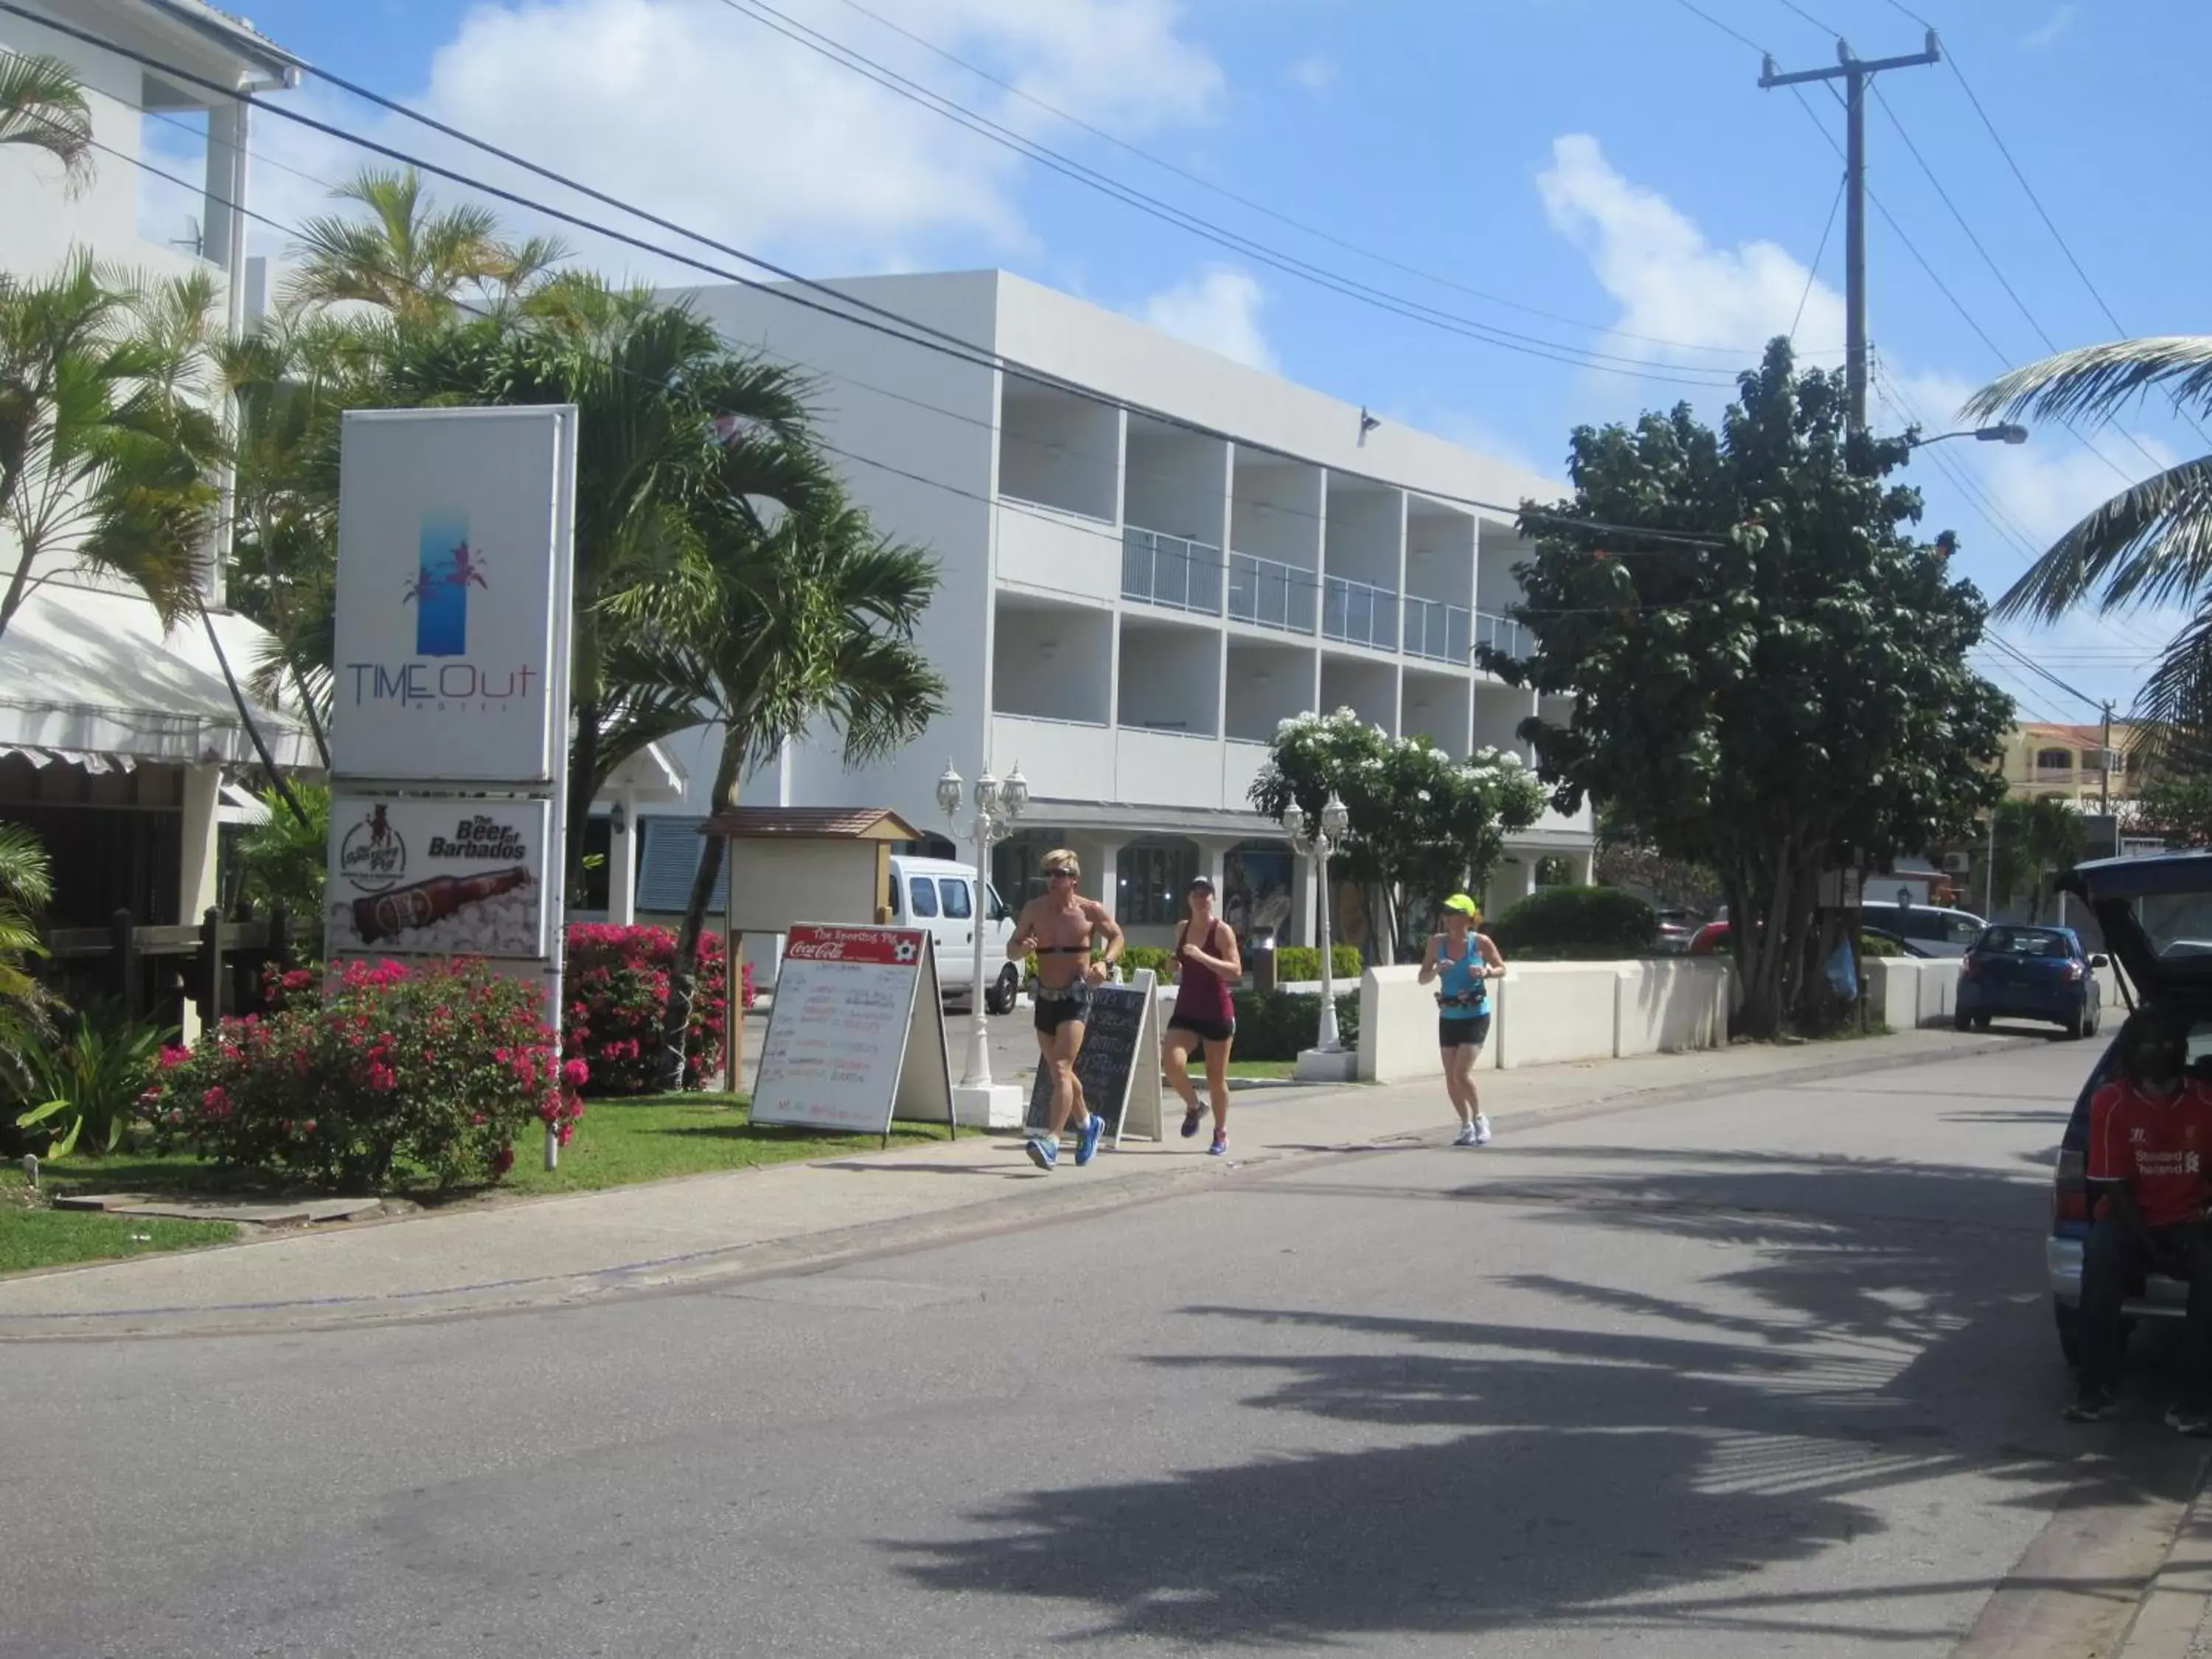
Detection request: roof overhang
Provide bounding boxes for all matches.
[701,807,924,843]
[136,0,306,85]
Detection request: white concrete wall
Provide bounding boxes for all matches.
[1324,480,1403,593]
[997,504,1120,605]
[992,602,1111,723]
[1231,454,1324,569]
[998,386,1119,521]
[1400,670,1472,756]
[1224,639,1315,740]
[1119,624,1220,734]
[1406,504,1476,608]
[1125,424,1229,546]
[1863,959,1920,1031]
[1357,957,1734,1084]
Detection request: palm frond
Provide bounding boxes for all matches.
[0,49,93,195]
[1992,454,2212,622]
[1966,336,2212,428]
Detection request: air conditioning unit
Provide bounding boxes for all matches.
[1941,851,1972,874]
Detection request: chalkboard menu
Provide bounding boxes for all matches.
[1024,970,1163,1145]
[752,924,954,1142]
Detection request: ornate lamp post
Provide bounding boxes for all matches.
[938,757,1029,1123]
[1282,791,1352,1077]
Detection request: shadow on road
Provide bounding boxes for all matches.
[888,1145,2190,1647]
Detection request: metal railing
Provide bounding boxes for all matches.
[1474,609,1529,662]
[1403,596,1472,664]
[1321,574,1399,650]
[1121,526,1224,615]
[1228,551,1317,634]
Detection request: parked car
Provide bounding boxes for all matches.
[1954,925,2106,1039]
[1653,908,1702,953]
[1866,902,1986,958]
[2048,851,2212,1365]
[1689,919,1916,958]
[882,855,1019,1012]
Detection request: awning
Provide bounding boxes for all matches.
[0,581,317,772]
[1022,798,1286,839]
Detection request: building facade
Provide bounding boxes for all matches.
[1,2,313,1031]
[638,269,1593,956]
[2000,720,2141,810]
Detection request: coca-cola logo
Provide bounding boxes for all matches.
[338,805,408,893]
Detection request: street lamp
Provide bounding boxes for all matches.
[1281,791,1352,1076]
[939,757,1029,1124]
[1910,423,2028,448]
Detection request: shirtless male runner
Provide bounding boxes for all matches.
[1009,847,1123,1171]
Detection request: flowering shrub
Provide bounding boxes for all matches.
[563,925,751,1095]
[147,958,584,1192]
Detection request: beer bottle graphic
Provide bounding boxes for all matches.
[352,867,529,944]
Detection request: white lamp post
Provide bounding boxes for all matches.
[1283,791,1356,1082]
[939,757,1029,1127]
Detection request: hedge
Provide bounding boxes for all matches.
[1486,886,1655,961]
[1231,988,1361,1061]
[1272,944,1363,983]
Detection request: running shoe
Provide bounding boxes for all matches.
[1025,1134,1058,1172]
[2167,1402,2212,1437]
[1453,1121,1480,1147]
[2065,1382,2115,1422]
[1181,1103,1205,1138]
[1472,1113,1494,1147]
[1075,1113,1106,1166]
[1208,1130,1228,1157]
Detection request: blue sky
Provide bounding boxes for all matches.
[206,0,2205,721]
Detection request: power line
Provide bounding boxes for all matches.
[826,0,1777,362]
[1791,167,1846,342]
[709,0,1739,386]
[1770,0,1842,38]
[7,2,1752,553]
[1671,0,1772,55]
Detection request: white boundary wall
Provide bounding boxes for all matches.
[1358,959,1732,1085]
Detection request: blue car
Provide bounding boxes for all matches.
[1954,924,2106,1040]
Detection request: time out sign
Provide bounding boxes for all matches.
[330,407,579,785]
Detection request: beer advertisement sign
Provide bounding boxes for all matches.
[326,796,553,961]
[331,407,577,785]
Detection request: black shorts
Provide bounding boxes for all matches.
[1439,1014,1491,1051]
[1168,1015,1237,1045]
[1034,984,1093,1035]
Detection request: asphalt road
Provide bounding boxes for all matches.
[4,1034,2197,1657]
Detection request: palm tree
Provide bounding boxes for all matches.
[0,256,228,646]
[0,49,93,194]
[287,167,567,324]
[0,821,57,1097]
[631,487,946,1088]
[1990,795,2086,922]
[1967,340,2212,748]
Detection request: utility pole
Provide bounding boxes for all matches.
[1761,32,1942,432]
[2101,700,2115,816]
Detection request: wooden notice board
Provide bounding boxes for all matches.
[751,924,954,1144]
[1023,969,1163,1146]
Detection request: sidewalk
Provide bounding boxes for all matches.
[0,1029,2004,1340]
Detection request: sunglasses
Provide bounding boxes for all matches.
[1046,868,1077,882]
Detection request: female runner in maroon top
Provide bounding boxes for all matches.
[1165,876,1242,1155]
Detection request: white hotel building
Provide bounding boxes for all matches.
[636,270,1594,955]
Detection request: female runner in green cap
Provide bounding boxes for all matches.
[1417,893,1506,1145]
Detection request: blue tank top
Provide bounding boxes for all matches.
[1438,936,1488,1018]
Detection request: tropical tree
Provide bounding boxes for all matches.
[1967,338,2212,753]
[1496,338,2013,1037]
[0,821,57,1097]
[1248,709,1545,962]
[286,167,566,324]
[1989,796,2085,921]
[0,255,228,646]
[633,487,946,1088]
[0,49,93,193]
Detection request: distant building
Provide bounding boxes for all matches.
[2000,721,2143,810]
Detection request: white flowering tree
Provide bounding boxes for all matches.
[1250,708,1546,961]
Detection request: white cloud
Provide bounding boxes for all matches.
[2021,5,2077,49]
[1137,265,1279,372]
[1535,133,1845,372]
[1287,54,1338,92]
[246,0,1222,279]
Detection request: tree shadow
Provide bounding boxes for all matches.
[887,1144,2189,1646]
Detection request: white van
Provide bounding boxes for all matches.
[884,855,1020,1012]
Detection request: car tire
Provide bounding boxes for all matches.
[2055,1301,2083,1368]
[2065,1012,2086,1041]
[985,964,1020,1016]
[1973,1015,1992,1032]
[1954,1007,1972,1032]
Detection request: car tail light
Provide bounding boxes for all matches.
[2053,1147,2091,1225]
[2065,961,2085,983]
[1961,953,1978,978]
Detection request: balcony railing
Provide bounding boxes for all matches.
[1121,526,1224,616]
[1475,609,1530,663]
[1404,596,1472,664]
[1322,574,1399,651]
[1228,551,1317,635]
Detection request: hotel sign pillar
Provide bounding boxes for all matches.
[326,407,580,1167]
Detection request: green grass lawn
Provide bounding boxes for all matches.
[0,1172,237,1276]
[1228,1060,1297,1079]
[499,1093,945,1196]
